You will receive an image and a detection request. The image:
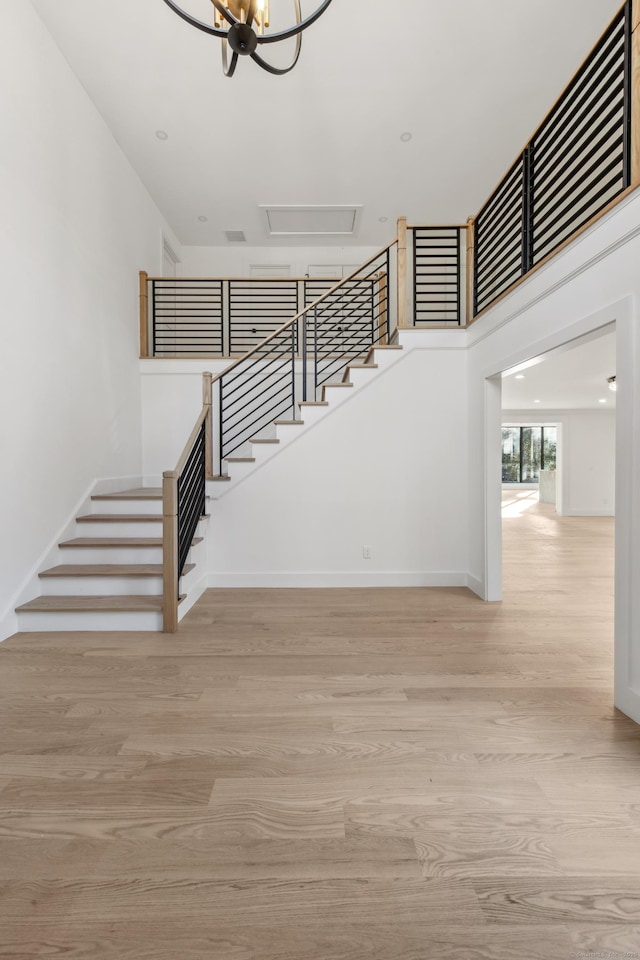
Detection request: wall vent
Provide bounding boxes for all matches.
[225,230,246,242]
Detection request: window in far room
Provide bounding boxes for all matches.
[502,425,556,483]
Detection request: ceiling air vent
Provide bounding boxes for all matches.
[225,230,246,242]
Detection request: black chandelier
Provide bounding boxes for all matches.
[161,0,333,77]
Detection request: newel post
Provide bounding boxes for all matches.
[202,371,214,481]
[139,271,149,358]
[162,470,179,634]
[631,0,640,185]
[396,216,408,329]
[465,217,476,325]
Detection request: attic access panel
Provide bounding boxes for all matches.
[261,205,362,237]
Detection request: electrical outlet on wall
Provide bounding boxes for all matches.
[362,545,372,559]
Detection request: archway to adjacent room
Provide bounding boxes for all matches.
[484,319,618,702]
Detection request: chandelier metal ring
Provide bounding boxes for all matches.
[161,0,333,76]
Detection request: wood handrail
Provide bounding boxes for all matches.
[396,216,407,330]
[406,223,469,230]
[144,275,359,282]
[174,405,209,476]
[139,270,149,358]
[632,0,640,184]
[205,238,398,388]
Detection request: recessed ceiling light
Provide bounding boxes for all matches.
[514,374,525,380]
[378,216,388,223]
[155,130,169,140]
[400,132,413,142]
[198,215,208,222]
[599,398,607,403]
[533,399,541,404]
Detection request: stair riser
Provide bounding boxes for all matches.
[40,577,164,597]
[90,499,162,516]
[273,423,306,448]
[249,443,281,466]
[321,386,353,408]
[75,521,163,538]
[346,367,375,388]
[16,610,164,632]
[57,547,164,565]
[370,348,402,369]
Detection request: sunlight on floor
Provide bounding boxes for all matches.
[502,489,539,519]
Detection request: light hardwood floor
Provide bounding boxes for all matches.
[0,492,638,959]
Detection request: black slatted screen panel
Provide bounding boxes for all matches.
[228,280,299,356]
[531,8,628,265]
[474,158,525,315]
[413,227,463,325]
[153,280,223,356]
[473,1,630,317]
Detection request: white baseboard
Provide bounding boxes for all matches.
[178,572,209,621]
[563,508,615,517]
[466,574,484,598]
[208,571,470,589]
[0,611,17,644]
[614,684,640,726]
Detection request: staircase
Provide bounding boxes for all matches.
[14,241,402,634]
[15,487,205,632]
[213,343,404,494]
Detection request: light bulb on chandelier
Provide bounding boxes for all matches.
[161,0,333,77]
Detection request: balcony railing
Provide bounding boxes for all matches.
[473,0,632,315]
[143,2,637,362]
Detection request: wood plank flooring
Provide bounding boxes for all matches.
[1,490,639,958]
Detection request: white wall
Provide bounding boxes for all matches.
[206,344,469,588]
[0,2,180,639]
[503,409,615,516]
[467,188,640,723]
[180,244,379,278]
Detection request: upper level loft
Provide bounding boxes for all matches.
[139,0,640,360]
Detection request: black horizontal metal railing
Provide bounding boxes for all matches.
[148,277,384,357]
[228,279,299,356]
[176,419,206,581]
[219,321,297,469]
[411,226,464,326]
[213,243,395,475]
[473,0,631,316]
[152,279,224,356]
[310,249,390,392]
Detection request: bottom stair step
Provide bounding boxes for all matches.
[15,595,177,613]
[39,564,195,578]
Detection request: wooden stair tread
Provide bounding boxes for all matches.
[249,437,280,444]
[225,457,255,463]
[274,419,304,425]
[323,382,353,388]
[210,475,231,482]
[349,363,379,369]
[16,595,172,613]
[59,537,203,548]
[92,488,162,501]
[60,537,162,548]
[77,514,161,523]
[39,564,195,578]
[299,401,329,407]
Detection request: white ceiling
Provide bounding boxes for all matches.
[501,327,617,412]
[30,0,622,247]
